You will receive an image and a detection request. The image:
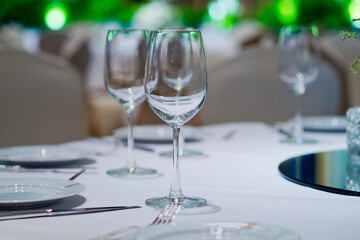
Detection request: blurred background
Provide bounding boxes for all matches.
[1,0,359,139]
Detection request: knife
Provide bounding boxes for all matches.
[0,206,141,221]
[266,122,293,138]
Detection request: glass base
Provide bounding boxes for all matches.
[159,149,203,158]
[145,195,207,209]
[280,137,318,144]
[107,167,158,178]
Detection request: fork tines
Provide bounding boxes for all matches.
[151,203,181,225]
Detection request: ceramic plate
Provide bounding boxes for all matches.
[123,222,300,240]
[0,145,94,166]
[303,115,346,132]
[114,125,201,143]
[0,178,85,209]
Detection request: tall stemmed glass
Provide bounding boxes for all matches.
[278,25,320,144]
[144,29,207,208]
[104,29,157,178]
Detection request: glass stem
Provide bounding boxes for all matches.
[293,95,303,140]
[168,126,183,199]
[179,132,185,156]
[125,110,137,171]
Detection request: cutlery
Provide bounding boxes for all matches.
[91,203,181,240]
[266,122,293,139]
[274,124,293,138]
[0,206,141,221]
[203,129,237,140]
[68,168,86,180]
[221,129,237,140]
[87,137,154,154]
[124,142,154,152]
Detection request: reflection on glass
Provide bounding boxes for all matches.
[346,159,360,192]
[346,107,360,162]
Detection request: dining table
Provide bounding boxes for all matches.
[0,122,358,240]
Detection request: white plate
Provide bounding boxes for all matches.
[114,125,201,143]
[0,145,95,166]
[0,178,85,209]
[303,115,346,132]
[123,222,300,240]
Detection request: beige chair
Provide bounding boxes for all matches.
[0,50,87,147]
[200,47,346,125]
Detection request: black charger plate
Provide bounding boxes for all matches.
[279,149,360,196]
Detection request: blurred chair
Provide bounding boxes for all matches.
[200,47,346,125]
[0,50,87,147]
[86,91,127,137]
[39,31,90,79]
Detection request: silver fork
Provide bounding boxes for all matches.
[151,203,182,225]
[91,203,181,240]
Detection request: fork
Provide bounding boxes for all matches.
[92,203,181,240]
[150,203,181,225]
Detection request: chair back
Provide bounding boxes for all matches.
[0,50,86,147]
[201,48,345,125]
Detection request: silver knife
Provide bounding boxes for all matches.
[0,206,141,221]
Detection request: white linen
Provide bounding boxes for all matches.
[1,122,357,240]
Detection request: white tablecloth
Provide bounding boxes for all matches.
[1,122,358,240]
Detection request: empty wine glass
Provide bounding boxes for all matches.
[144,29,207,208]
[104,29,157,178]
[278,25,320,144]
[158,36,202,158]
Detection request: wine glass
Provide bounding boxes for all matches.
[144,29,207,208]
[104,29,157,178]
[157,36,203,158]
[278,25,320,144]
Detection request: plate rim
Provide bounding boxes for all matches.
[0,145,94,165]
[124,221,300,240]
[303,115,346,127]
[114,124,200,142]
[301,115,346,132]
[0,178,86,206]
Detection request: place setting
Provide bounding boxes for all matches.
[92,203,299,240]
[114,124,206,159]
[0,168,141,221]
[0,23,347,239]
[0,142,103,180]
[0,144,106,218]
[302,115,346,133]
[3,1,360,238]
[0,144,97,168]
[0,170,86,210]
[114,124,202,145]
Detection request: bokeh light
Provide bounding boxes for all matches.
[208,1,227,21]
[349,0,360,28]
[44,3,67,31]
[277,0,298,24]
[207,0,242,24]
[132,1,180,29]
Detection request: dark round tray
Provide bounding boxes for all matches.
[279,149,360,196]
